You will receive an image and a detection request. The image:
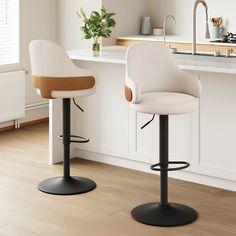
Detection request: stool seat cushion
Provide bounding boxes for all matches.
[130,92,198,115]
[51,87,95,98]
[36,87,96,99]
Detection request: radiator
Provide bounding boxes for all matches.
[0,71,25,125]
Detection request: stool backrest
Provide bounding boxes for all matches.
[29,40,82,77]
[126,43,181,94]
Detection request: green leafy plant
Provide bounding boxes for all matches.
[77,6,116,51]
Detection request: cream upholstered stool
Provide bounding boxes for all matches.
[29,40,96,195]
[125,42,201,226]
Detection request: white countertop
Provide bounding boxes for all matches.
[68,46,126,64]
[67,46,236,74]
[117,35,236,47]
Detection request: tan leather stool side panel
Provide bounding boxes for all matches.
[32,76,95,99]
[125,86,133,102]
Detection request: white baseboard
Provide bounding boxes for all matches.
[74,148,236,192]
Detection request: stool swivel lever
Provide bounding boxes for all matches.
[73,98,84,112]
[141,115,155,129]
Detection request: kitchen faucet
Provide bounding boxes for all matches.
[192,0,210,55]
[163,15,176,45]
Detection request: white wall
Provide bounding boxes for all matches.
[0,0,57,128]
[102,0,149,45]
[57,0,101,50]
[57,0,149,48]
[3,0,234,128]
[21,0,57,123]
[21,0,57,104]
[149,0,236,38]
[58,0,236,45]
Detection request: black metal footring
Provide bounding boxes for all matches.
[59,135,89,143]
[151,161,190,172]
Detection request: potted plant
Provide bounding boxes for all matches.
[77,6,116,55]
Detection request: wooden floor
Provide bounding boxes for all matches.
[0,122,235,236]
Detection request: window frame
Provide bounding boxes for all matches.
[0,0,20,71]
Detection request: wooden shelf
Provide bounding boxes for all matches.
[116,38,236,54]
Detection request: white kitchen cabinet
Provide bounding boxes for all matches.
[192,72,236,181]
[129,108,192,166]
[72,61,129,159]
[128,110,159,164]
[72,62,195,170]
[49,47,236,190]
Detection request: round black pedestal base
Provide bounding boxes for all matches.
[38,176,96,195]
[131,202,197,227]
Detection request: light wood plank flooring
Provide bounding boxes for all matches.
[0,122,235,236]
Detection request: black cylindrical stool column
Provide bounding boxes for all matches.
[131,115,198,226]
[63,98,71,178]
[159,115,168,207]
[38,98,96,195]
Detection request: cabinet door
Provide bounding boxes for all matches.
[129,111,159,164]
[73,61,129,159]
[129,111,191,166]
[193,72,236,181]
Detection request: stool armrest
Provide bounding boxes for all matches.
[125,77,141,103]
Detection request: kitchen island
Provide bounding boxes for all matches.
[49,46,236,191]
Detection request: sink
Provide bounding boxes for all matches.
[173,51,236,70]
[173,51,212,56]
[172,51,236,58]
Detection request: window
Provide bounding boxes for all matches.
[0,0,19,66]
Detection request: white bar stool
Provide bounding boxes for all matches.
[29,40,96,195]
[125,42,201,226]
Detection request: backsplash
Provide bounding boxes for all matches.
[149,0,236,38]
[57,0,236,48]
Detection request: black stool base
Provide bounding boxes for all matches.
[131,202,197,227]
[38,176,96,195]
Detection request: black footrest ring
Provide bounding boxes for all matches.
[151,161,190,172]
[59,135,89,143]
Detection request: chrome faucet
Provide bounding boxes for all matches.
[192,0,210,55]
[163,15,176,45]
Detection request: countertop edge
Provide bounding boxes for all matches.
[68,46,236,75]
[117,35,236,47]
